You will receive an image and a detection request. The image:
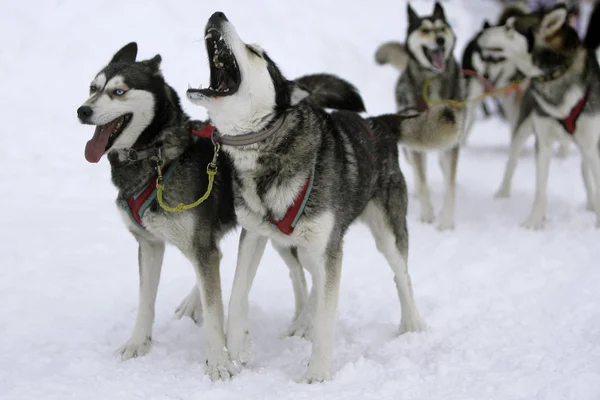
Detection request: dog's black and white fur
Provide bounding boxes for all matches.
[479,5,600,228]
[77,42,368,380]
[376,2,464,230]
[187,12,462,382]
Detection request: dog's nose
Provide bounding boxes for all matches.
[436,37,446,47]
[212,12,228,21]
[77,106,93,120]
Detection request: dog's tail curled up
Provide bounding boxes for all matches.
[295,73,366,113]
[375,41,409,73]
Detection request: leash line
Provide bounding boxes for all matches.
[155,142,221,213]
[422,69,525,109]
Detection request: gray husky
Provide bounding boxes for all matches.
[479,4,600,228]
[376,2,464,230]
[186,12,462,382]
[76,42,366,380]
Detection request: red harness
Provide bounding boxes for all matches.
[122,164,174,228]
[191,124,314,235]
[559,90,588,135]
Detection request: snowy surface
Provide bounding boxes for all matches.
[1,1,600,399]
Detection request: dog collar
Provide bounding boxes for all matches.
[191,117,286,147]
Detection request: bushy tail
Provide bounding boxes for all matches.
[375,41,409,72]
[371,105,462,151]
[295,73,366,112]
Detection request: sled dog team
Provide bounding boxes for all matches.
[76,2,600,382]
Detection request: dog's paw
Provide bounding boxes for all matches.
[284,313,313,341]
[494,186,511,199]
[174,287,203,326]
[115,337,152,361]
[227,329,252,366]
[419,207,435,224]
[586,200,595,212]
[521,216,545,230]
[436,218,455,231]
[206,356,240,381]
[298,368,331,384]
[399,315,425,334]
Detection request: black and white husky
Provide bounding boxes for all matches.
[376,2,465,230]
[479,4,600,228]
[186,12,462,382]
[77,42,366,380]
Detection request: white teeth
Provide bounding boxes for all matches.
[204,33,212,40]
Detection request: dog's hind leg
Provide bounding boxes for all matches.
[226,229,268,366]
[438,145,459,230]
[174,285,203,326]
[496,116,533,198]
[116,235,165,360]
[361,199,424,335]
[582,161,595,211]
[578,135,600,227]
[272,244,309,324]
[410,150,435,223]
[297,242,342,383]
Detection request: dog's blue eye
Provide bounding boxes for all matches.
[114,89,126,96]
[90,85,98,93]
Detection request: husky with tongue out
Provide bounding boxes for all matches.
[76,41,368,381]
[375,2,465,231]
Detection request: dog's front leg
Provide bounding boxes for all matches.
[185,244,237,381]
[297,244,342,383]
[116,235,165,360]
[226,229,268,366]
[438,145,459,230]
[522,129,553,230]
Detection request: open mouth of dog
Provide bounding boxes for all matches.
[187,26,241,99]
[424,46,446,71]
[84,113,132,163]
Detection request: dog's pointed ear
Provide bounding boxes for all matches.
[289,82,310,106]
[407,4,420,29]
[142,54,162,74]
[432,2,446,22]
[540,6,568,37]
[483,20,491,30]
[110,42,138,64]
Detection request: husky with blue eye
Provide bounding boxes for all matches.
[76,41,368,381]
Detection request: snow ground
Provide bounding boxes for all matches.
[1,1,600,399]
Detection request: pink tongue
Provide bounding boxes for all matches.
[84,121,117,163]
[432,51,446,71]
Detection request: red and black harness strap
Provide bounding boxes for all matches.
[122,163,176,228]
[558,89,589,135]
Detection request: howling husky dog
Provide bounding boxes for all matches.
[186,12,461,382]
[376,2,464,230]
[479,4,600,228]
[76,42,366,380]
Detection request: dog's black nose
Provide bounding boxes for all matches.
[436,37,446,47]
[77,106,93,120]
[211,12,228,21]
